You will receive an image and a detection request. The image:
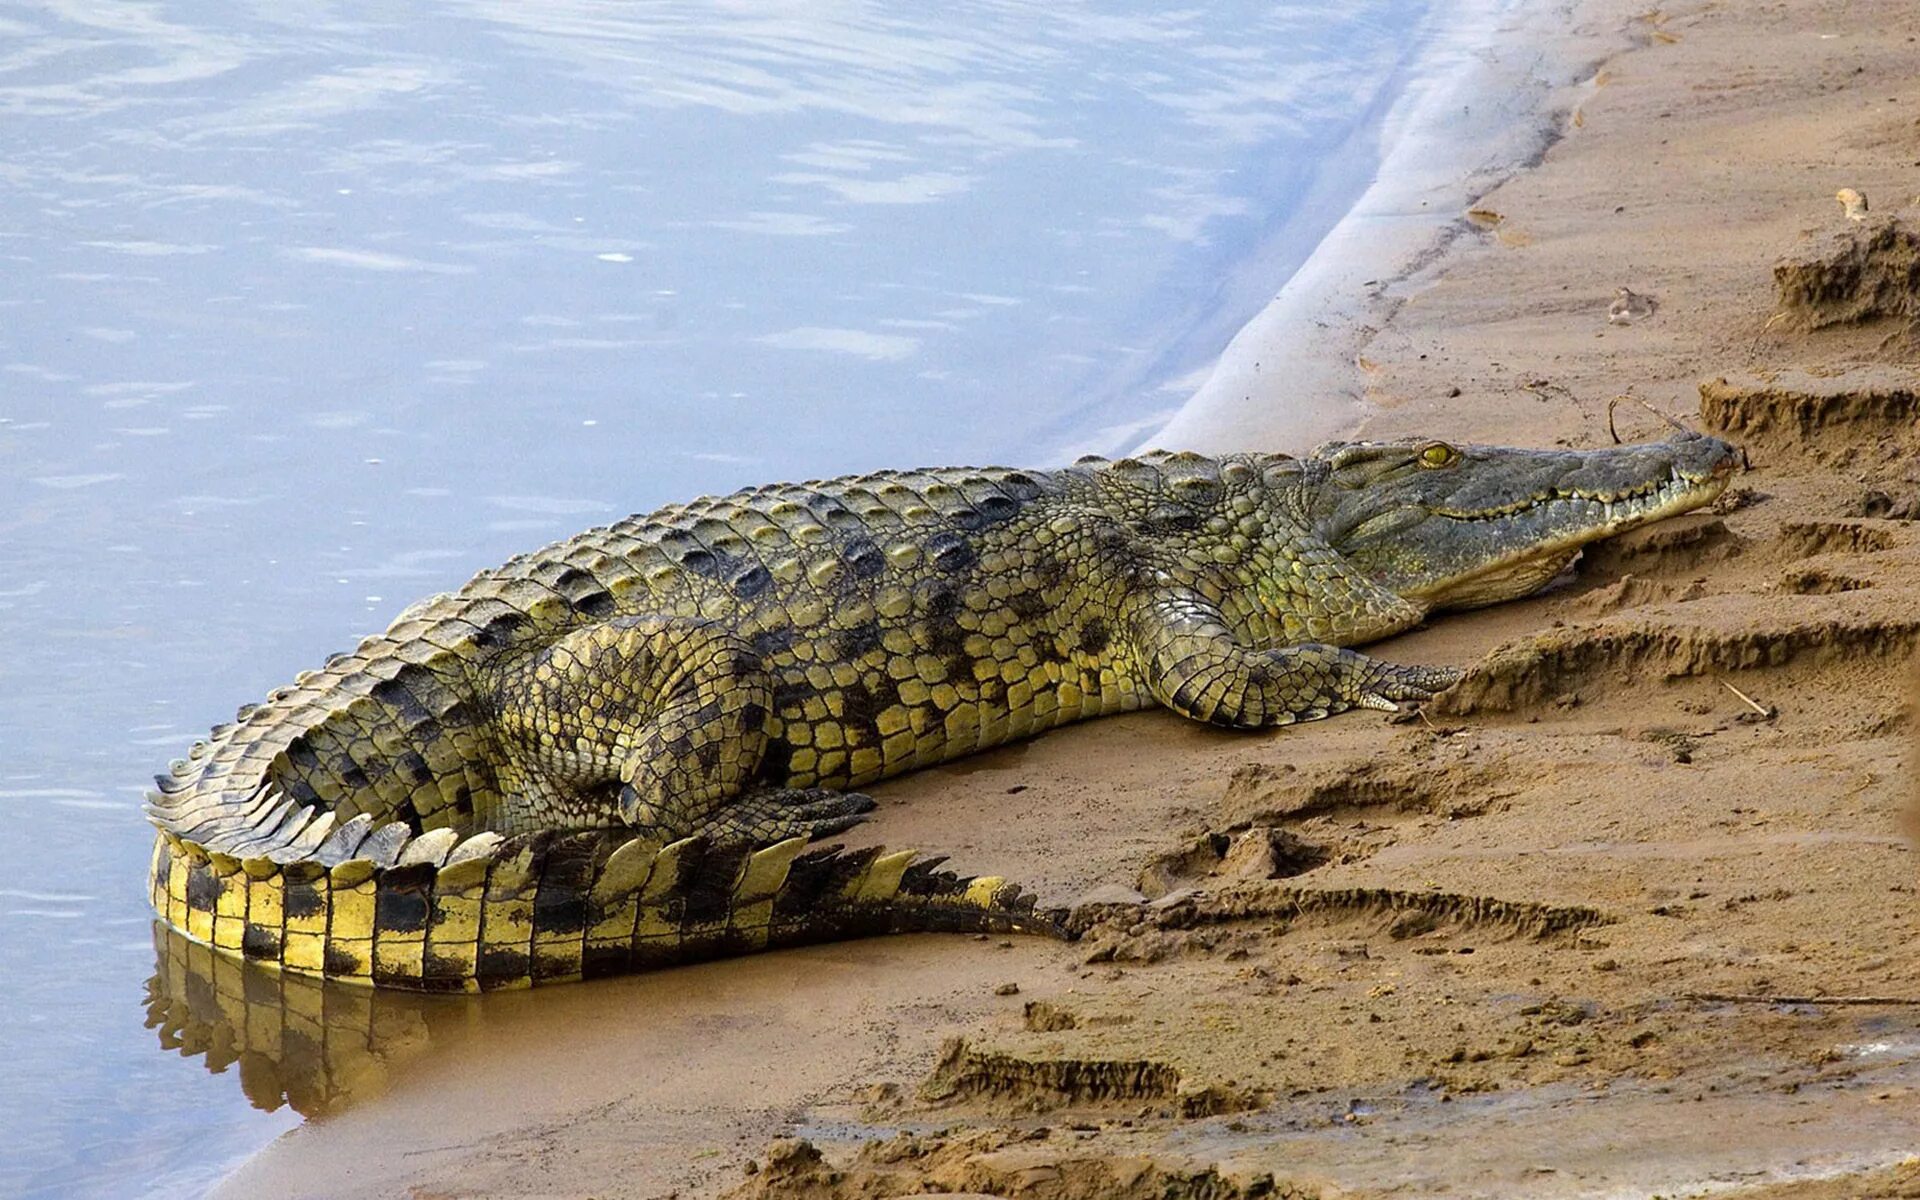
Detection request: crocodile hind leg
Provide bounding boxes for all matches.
[1129,590,1461,728]
[488,615,874,843]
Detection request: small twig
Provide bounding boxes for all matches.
[1636,397,1692,437]
[1607,396,1688,443]
[1685,992,1920,1007]
[1719,679,1773,717]
[1749,310,1789,359]
[1608,394,1693,444]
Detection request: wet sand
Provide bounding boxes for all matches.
[209,0,1920,1195]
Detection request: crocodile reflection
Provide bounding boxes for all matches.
[143,923,459,1116]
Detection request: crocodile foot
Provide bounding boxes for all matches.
[1347,654,1464,712]
[694,788,877,846]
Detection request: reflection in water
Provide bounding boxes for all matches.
[144,923,449,1117]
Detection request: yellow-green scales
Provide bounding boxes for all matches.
[145,438,1736,990]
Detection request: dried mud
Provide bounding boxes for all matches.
[1771,210,1920,333]
[1435,601,1920,716]
[920,1037,1259,1117]
[725,1134,1296,1200]
[700,3,1920,1194]
[217,2,1920,1197]
[1701,366,1920,465]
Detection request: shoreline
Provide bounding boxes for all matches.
[216,0,1920,1196]
[1148,0,1614,455]
[1054,0,1523,462]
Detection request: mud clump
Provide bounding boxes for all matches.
[1560,571,1705,617]
[1703,1158,1920,1199]
[1436,605,1920,715]
[1852,488,1920,520]
[1071,882,1606,966]
[920,1038,1260,1117]
[1771,212,1920,332]
[1776,566,1870,595]
[1023,1001,1079,1033]
[1220,754,1518,827]
[1778,518,1900,558]
[1700,368,1920,467]
[921,1037,1185,1110]
[1579,513,1738,578]
[1136,827,1329,897]
[727,1131,1302,1200]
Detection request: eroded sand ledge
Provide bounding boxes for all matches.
[212,1,1920,1195]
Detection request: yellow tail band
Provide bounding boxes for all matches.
[149,827,1062,992]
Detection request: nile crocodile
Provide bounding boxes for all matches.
[146,434,1735,990]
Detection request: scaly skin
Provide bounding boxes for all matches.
[145,435,1737,990]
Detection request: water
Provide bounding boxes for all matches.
[0,1,1436,1194]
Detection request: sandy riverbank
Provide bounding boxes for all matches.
[205,0,1920,1195]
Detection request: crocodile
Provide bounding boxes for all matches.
[146,433,1736,990]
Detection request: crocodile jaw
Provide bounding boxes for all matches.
[1319,434,1738,611]
[1404,461,1731,608]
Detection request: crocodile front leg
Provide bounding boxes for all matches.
[488,615,873,843]
[1128,591,1460,728]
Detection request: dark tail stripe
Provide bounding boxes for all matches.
[151,828,1063,992]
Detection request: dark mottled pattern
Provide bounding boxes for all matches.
[142,437,1737,987]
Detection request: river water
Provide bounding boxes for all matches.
[0,1,1437,1194]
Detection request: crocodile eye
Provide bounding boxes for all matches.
[1418,442,1458,469]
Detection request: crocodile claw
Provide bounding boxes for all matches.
[696,788,877,846]
[1354,659,1464,712]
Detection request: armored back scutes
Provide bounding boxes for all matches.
[144,441,1736,989]
[148,826,1063,992]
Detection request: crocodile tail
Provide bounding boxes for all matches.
[149,826,1064,992]
[141,617,505,865]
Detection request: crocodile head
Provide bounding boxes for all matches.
[1309,432,1738,610]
